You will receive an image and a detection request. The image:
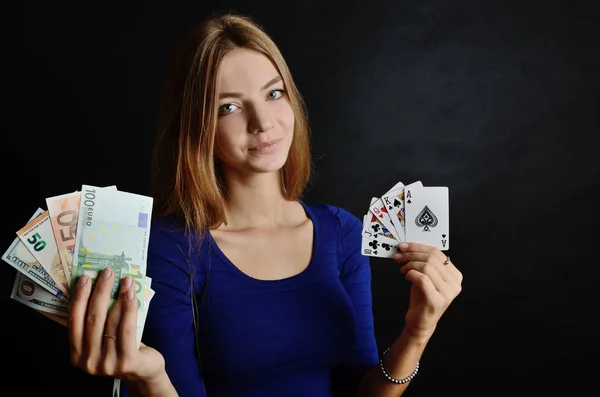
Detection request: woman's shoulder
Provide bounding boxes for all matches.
[150,215,185,239]
[301,201,362,233]
[151,214,185,231]
[302,202,365,269]
[148,214,200,256]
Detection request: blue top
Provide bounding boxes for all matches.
[124,202,379,396]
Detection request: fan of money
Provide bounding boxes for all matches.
[2,184,155,346]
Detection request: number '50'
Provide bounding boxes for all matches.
[27,233,46,252]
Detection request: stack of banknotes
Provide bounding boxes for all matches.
[2,185,155,347]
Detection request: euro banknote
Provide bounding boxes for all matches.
[16,210,71,297]
[71,185,153,311]
[45,191,80,283]
[46,186,117,283]
[2,208,67,300]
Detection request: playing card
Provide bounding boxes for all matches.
[387,181,405,193]
[369,197,401,242]
[361,232,400,258]
[381,180,423,243]
[404,186,449,250]
[364,212,397,240]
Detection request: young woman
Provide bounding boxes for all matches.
[67,13,463,397]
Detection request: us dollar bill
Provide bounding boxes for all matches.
[11,272,69,318]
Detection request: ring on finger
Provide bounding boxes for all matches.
[443,255,450,266]
[104,334,117,341]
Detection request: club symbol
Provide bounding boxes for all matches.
[415,205,438,232]
[381,243,394,251]
[371,224,380,233]
[368,240,380,250]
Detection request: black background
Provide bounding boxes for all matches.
[3,1,599,395]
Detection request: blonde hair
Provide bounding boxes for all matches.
[151,13,312,235]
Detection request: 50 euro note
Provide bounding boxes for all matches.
[16,210,70,297]
[71,185,153,313]
[3,208,67,301]
[45,191,80,284]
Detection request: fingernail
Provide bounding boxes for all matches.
[393,253,403,261]
[400,266,407,274]
[125,290,135,301]
[77,275,88,287]
[101,267,113,280]
[400,243,409,250]
[122,276,133,288]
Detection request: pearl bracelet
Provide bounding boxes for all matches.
[379,347,420,385]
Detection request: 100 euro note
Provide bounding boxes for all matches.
[71,185,153,313]
[46,186,118,283]
[2,208,67,301]
[138,276,154,347]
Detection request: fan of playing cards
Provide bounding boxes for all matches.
[361,180,450,258]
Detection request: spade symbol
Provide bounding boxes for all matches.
[393,198,401,208]
[415,205,438,232]
[442,234,446,238]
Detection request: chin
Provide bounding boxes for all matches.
[248,140,291,173]
[249,155,289,173]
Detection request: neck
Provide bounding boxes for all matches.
[220,168,290,230]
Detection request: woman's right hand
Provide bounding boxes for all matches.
[68,267,168,390]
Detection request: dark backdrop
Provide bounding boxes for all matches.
[3,1,598,395]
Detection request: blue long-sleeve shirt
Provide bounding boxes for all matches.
[123,202,379,396]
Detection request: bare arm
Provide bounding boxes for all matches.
[358,242,463,396]
[123,371,179,397]
[357,328,430,396]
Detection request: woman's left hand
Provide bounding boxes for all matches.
[393,242,463,339]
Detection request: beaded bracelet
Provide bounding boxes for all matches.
[379,347,420,385]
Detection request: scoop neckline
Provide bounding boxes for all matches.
[206,201,319,286]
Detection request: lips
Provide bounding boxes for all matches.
[250,139,280,153]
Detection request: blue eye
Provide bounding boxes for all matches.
[218,103,239,115]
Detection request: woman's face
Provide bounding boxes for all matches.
[214,47,295,176]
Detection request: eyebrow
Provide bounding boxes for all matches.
[219,76,283,100]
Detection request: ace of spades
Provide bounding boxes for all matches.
[404,186,449,250]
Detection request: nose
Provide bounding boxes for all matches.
[247,102,274,134]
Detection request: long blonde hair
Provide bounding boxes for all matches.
[151,13,312,235]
